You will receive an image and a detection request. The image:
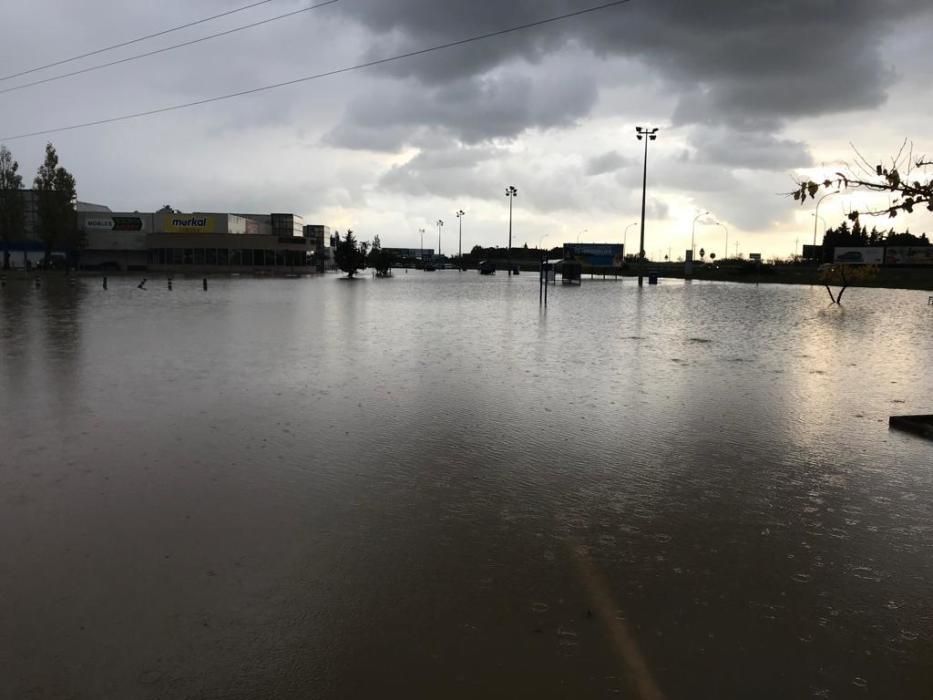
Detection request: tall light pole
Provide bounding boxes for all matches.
[436,219,444,258]
[691,210,709,258]
[577,228,588,243]
[623,221,638,259]
[714,221,728,261]
[813,190,838,246]
[811,212,827,250]
[456,210,465,271]
[505,185,518,276]
[419,227,426,262]
[635,126,659,286]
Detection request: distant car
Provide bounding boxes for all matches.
[836,251,863,262]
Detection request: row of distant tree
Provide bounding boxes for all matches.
[0,142,79,269]
[821,221,930,250]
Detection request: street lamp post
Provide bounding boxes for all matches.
[505,185,518,276]
[456,210,465,271]
[623,221,638,260]
[436,219,444,259]
[714,221,728,261]
[419,227,426,262]
[813,191,838,246]
[635,126,659,286]
[691,210,709,258]
[577,228,588,243]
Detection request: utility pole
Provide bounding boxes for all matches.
[505,185,518,276]
[635,126,659,286]
[456,210,465,271]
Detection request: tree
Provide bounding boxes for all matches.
[367,234,396,277]
[333,229,368,278]
[0,144,25,270]
[793,139,933,223]
[819,264,878,305]
[699,247,706,260]
[33,143,78,265]
[709,252,716,261]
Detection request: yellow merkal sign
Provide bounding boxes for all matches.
[160,214,218,233]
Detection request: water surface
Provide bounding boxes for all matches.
[1,273,931,699]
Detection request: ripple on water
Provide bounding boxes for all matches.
[793,573,813,584]
[851,566,882,582]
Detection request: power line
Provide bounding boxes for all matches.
[0,0,283,84]
[0,0,341,96]
[1,0,634,142]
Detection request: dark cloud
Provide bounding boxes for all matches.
[324,62,599,151]
[687,129,813,171]
[333,0,930,129]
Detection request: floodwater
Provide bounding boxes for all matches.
[1,272,931,699]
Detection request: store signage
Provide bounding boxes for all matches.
[160,214,218,233]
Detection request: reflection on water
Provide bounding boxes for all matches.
[1,274,931,699]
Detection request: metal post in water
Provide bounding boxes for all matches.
[102,276,107,290]
[203,278,208,291]
[539,257,544,305]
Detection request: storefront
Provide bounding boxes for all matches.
[146,233,313,271]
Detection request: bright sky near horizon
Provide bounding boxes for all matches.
[2,0,933,258]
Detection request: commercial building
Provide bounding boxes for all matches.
[1,190,332,272]
[76,206,322,272]
[271,213,304,238]
[78,211,152,270]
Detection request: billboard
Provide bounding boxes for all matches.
[833,247,884,264]
[80,213,149,232]
[884,246,933,266]
[802,244,822,260]
[159,213,220,234]
[563,243,624,267]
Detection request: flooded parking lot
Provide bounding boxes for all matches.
[1,273,931,699]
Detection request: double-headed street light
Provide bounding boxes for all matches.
[436,219,444,257]
[419,227,426,261]
[505,185,518,276]
[456,210,465,271]
[636,126,659,286]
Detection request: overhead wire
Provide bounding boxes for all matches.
[0,0,634,142]
[0,0,341,96]
[0,0,283,83]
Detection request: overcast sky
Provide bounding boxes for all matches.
[2,0,932,258]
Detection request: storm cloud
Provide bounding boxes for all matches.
[1,0,931,253]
